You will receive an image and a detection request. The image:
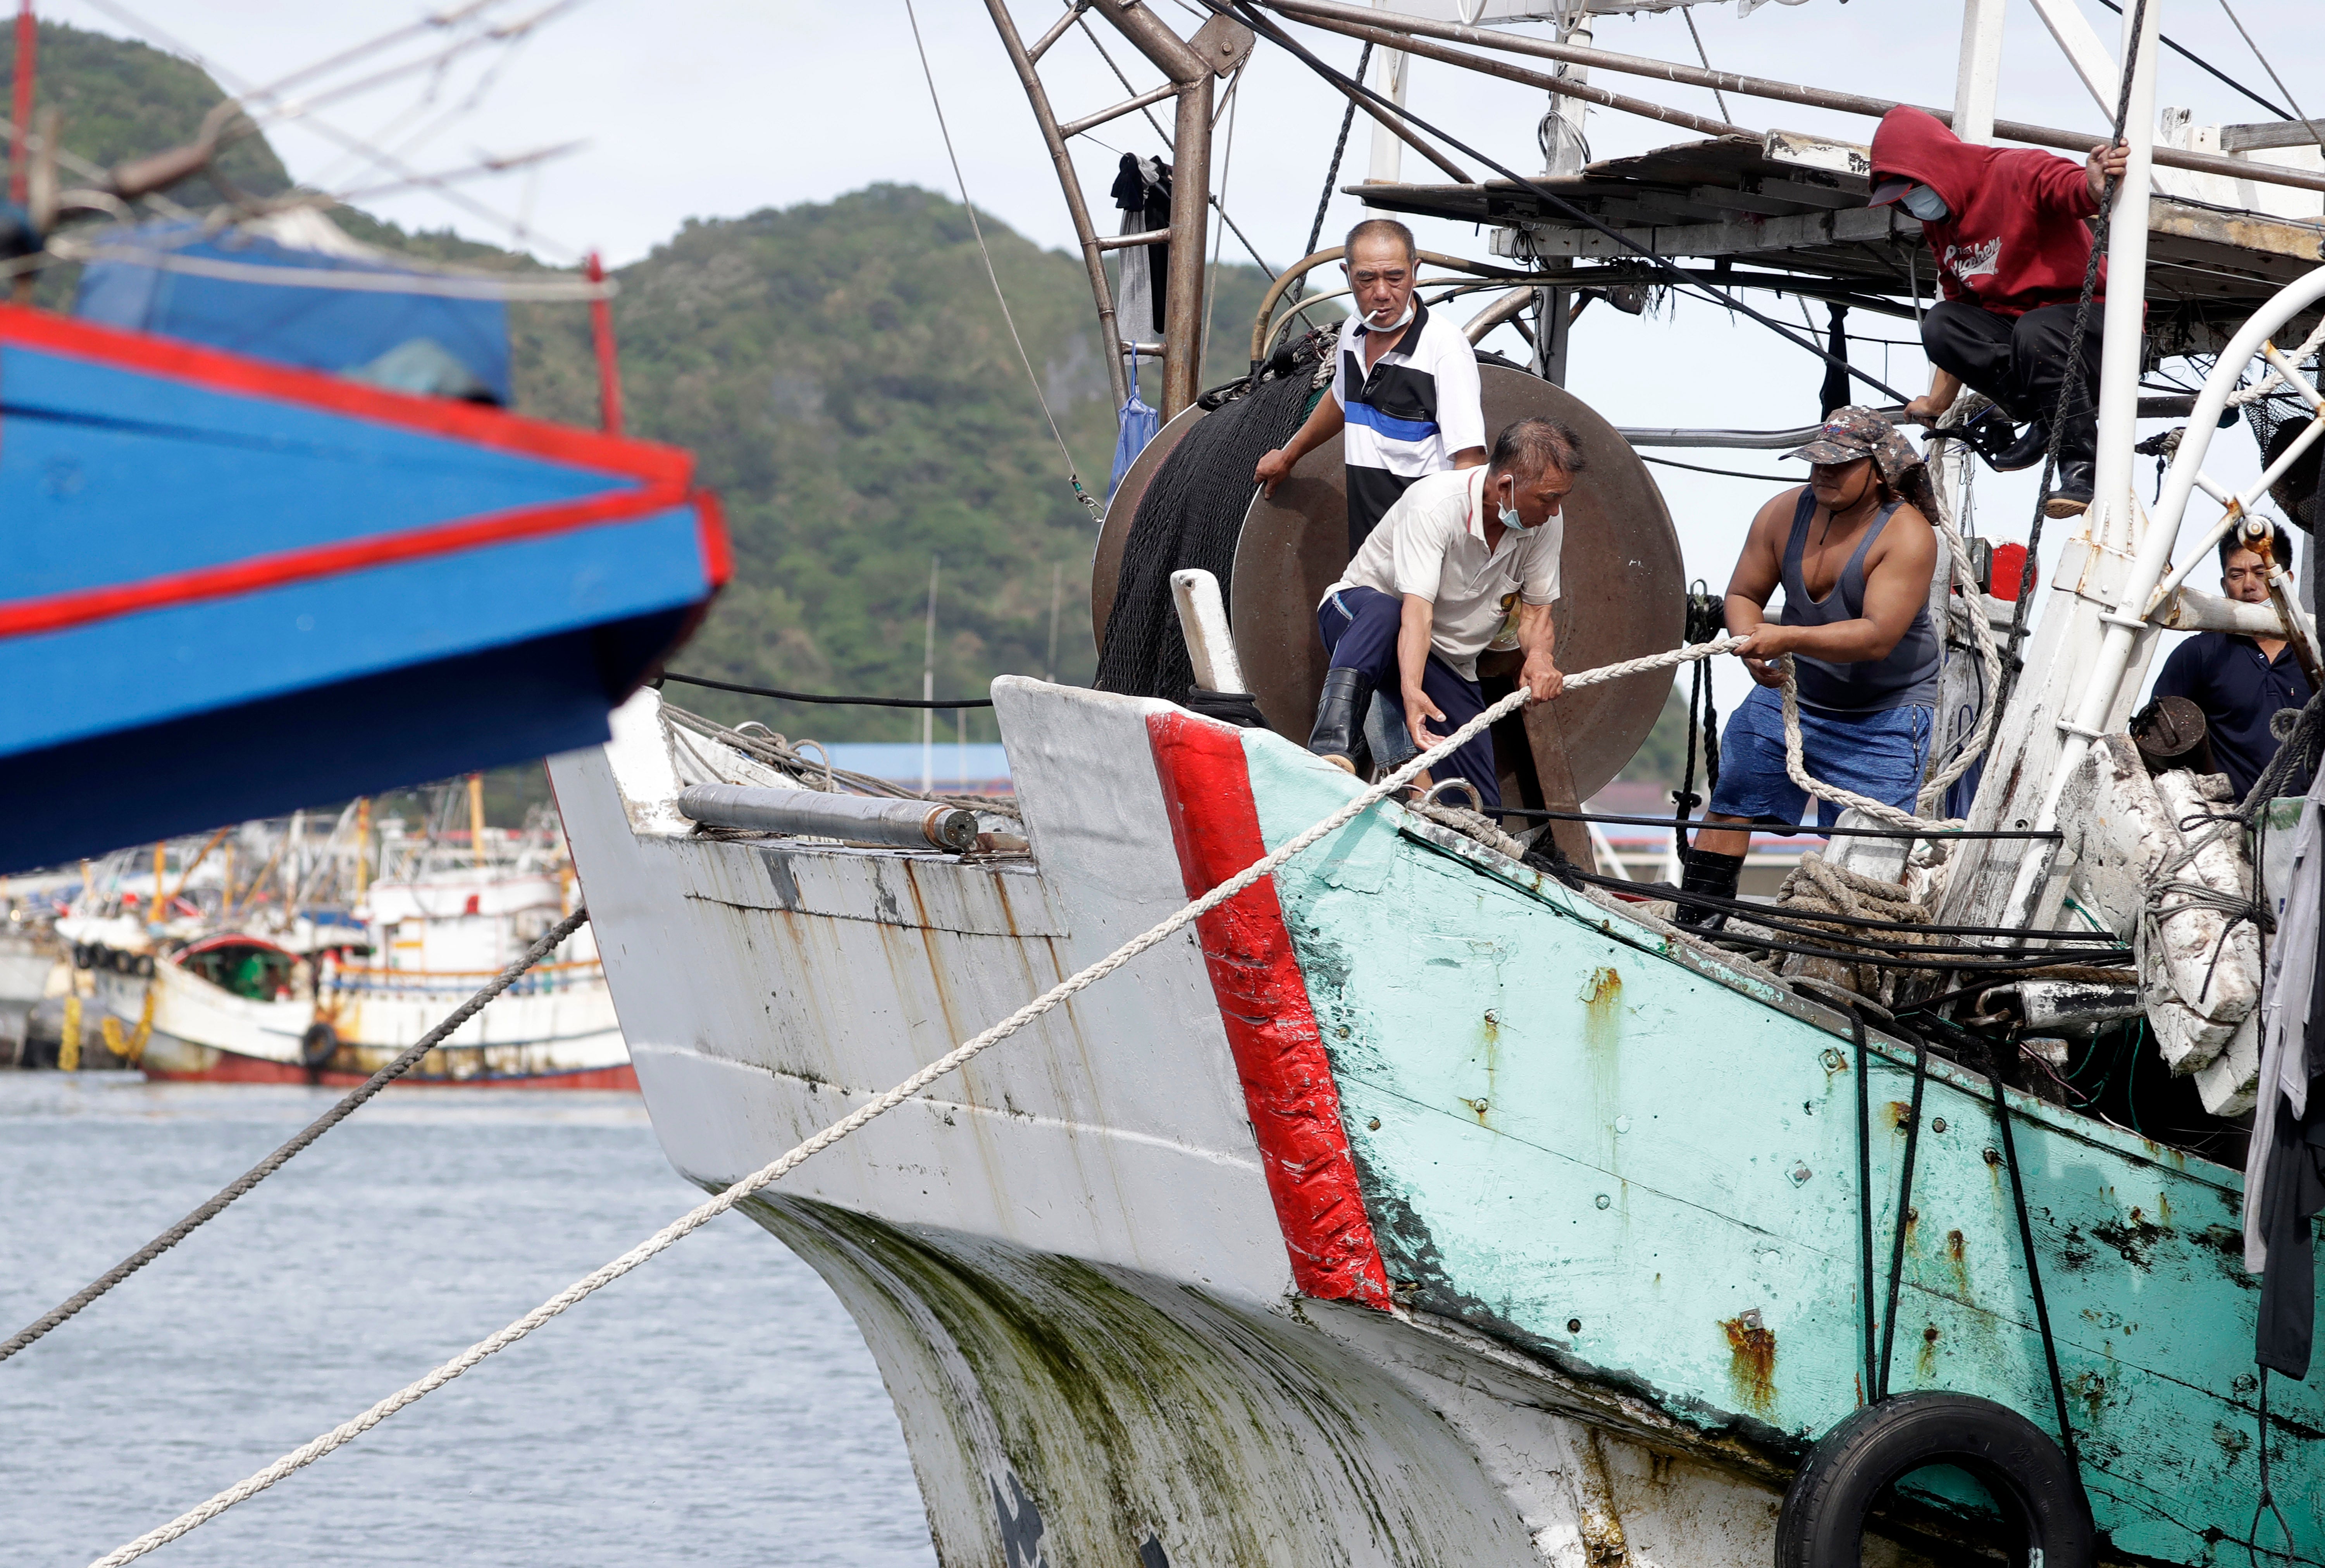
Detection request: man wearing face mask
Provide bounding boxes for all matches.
[1305,418,1576,810]
[1255,217,1487,558]
[1674,408,1943,926]
[1870,105,2130,518]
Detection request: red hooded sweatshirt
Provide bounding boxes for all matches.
[1870,106,2102,318]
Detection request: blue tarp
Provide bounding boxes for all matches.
[74,221,512,404]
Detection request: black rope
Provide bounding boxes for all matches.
[1993,0,2149,720]
[2092,0,2295,122]
[658,671,995,709]
[2252,1365,2297,1565]
[1214,0,1914,406]
[1287,38,1372,310]
[1854,1009,1880,1403]
[1638,453,1798,482]
[1571,870,2127,944]
[0,910,590,1365]
[1877,1037,1932,1400]
[1673,580,1724,858]
[1985,1039,2083,1473]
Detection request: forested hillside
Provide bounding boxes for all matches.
[16,18,1278,751]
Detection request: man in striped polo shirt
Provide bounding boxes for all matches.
[1256,218,1487,558]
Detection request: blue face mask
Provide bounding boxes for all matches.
[1901,184,1950,222]
[1497,478,1535,536]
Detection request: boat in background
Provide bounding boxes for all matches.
[27,786,631,1087]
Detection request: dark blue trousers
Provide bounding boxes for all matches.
[1317,585,1502,810]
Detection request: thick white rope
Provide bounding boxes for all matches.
[1776,659,1965,835]
[2227,316,2325,408]
[86,635,1741,1568]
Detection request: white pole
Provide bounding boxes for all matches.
[2089,0,2160,556]
[1365,0,1407,185]
[1045,562,1062,684]
[1953,0,2006,144]
[922,556,939,795]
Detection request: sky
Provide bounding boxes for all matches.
[43,0,2322,713]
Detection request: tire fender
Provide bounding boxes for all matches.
[298,1021,340,1071]
[1776,1392,2092,1568]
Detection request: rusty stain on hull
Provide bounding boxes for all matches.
[1721,1309,1777,1414]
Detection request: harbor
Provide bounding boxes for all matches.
[5,0,2325,1565]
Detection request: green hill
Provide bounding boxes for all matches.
[16,18,1279,764]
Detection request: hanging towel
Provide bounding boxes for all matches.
[1109,349,1160,502]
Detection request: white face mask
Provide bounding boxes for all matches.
[1364,297,1416,332]
[1901,184,1950,222]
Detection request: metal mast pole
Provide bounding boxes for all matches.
[986,0,1130,412]
[1092,0,1214,418]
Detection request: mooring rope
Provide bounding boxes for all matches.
[2,909,590,1370]
[87,638,1752,1568]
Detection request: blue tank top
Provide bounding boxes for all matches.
[1779,488,1941,716]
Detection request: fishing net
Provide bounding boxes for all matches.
[2242,356,2324,534]
[1092,328,1335,706]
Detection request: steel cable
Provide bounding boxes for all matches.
[0,909,589,1368]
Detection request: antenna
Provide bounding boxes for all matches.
[922,556,940,794]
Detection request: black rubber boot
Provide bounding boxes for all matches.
[1990,420,2051,473]
[1309,668,1375,775]
[1674,847,1746,931]
[2044,417,2096,516]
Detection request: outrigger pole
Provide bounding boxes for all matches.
[989,0,1247,420]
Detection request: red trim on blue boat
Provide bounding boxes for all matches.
[1147,709,1392,1311]
[0,484,698,640]
[0,304,693,483]
[691,487,733,588]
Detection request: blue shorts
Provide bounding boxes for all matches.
[1706,686,1932,828]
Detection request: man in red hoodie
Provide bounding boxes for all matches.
[1870,106,2129,516]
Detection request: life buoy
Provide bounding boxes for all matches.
[298,1022,339,1071]
[1776,1393,2092,1568]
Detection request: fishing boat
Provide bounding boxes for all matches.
[552,2,2325,1563]
[0,148,726,875]
[31,796,629,1086]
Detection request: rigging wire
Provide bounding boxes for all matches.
[1288,37,1371,309]
[78,0,583,257]
[903,0,1103,522]
[1680,8,1732,124]
[1076,11,1176,150]
[1637,452,1795,483]
[1211,0,1913,406]
[1200,65,1242,360]
[2210,0,2324,156]
[2091,0,2293,123]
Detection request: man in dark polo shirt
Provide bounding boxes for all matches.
[2151,523,2316,800]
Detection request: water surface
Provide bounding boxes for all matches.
[0,1077,937,1567]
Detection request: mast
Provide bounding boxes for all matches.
[1938,0,2163,933]
[990,1,1244,421]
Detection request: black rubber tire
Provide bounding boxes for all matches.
[298,1022,339,1071]
[69,943,93,971]
[1776,1392,2092,1568]
[133,953,155,978]
[108,947,139,974]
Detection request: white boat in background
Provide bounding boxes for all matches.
[31,790,633,1087]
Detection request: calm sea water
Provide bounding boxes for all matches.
[0,1077,937,1568]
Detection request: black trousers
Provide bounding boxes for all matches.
[1920,299,2104,462]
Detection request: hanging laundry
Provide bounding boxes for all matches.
[1110,153,1172,342]
[1109,349,1160,502]
[2247,759,2325,1375]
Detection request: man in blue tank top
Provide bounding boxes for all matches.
[1675,407,1944,928]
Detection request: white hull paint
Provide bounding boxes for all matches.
[552,685,1808,1566]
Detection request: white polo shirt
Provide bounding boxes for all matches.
[1322,467,1562,681]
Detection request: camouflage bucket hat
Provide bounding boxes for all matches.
[1787,405,1916,472]
[1786,404,1938,518]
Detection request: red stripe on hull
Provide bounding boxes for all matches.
[142,1053,638,1090]
[0,484,695,641]
[1147,710,1391,1311]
